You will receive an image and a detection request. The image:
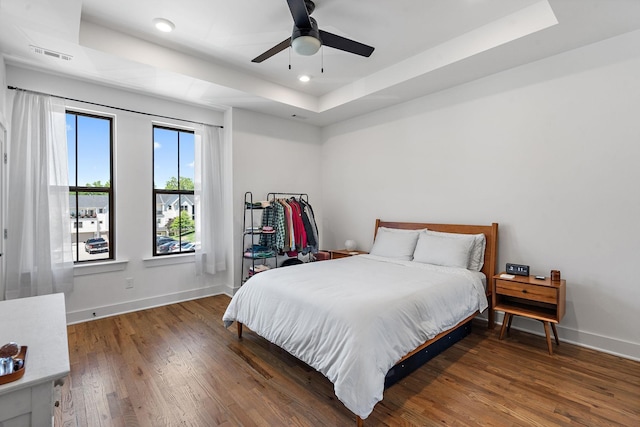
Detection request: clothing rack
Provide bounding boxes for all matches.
[267,192,309,203]
[240,192,316,287]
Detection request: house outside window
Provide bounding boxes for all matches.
[67,111,114,262]
[153,126,196,255]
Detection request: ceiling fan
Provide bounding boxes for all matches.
[252,0,375,63]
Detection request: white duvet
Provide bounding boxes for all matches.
[222,254,488,419]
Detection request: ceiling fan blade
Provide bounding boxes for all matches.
[251,38,291,63]
[287,0,312,29]
[319,30,374,57]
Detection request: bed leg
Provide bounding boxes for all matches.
[356,416,364,427]
[237,322,243,339]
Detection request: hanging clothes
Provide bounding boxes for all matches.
[299,198,319,253]
[273,201,286,251]
[278,199,294,251]
[258,194,320,256]
[288,199,307,251]
[298,199,316,247]
[259,204,276,248]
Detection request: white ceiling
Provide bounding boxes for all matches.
[1,0,639,126]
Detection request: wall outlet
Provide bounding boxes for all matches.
[125,277,134,289]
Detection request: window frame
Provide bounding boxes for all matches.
[67,110,115,263]
[152,125,196,256]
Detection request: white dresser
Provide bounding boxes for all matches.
[0,293,70,427]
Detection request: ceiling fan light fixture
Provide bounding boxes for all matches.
[250,0,374,63]
[153,18,175,33]
[292,35,321,56]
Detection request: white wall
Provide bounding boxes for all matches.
[321,30,640,360]
[231,109,322,290]
[5,66,232,323]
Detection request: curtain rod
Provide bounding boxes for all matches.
[7,85,223,129]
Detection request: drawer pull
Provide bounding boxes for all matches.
[522,290,528,294]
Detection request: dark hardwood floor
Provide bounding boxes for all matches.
[56,295,640,426]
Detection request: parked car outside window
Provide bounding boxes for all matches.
[168,241,195,253]
[157,238,177,254]
[85,237,109,254]
[156,236,174,246]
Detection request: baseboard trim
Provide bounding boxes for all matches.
[67,284,232,324]
[483,312,640,362]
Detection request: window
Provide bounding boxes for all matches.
[67,111,114,262]
[153,126,195,255]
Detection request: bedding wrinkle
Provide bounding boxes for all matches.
[222,255,487,419]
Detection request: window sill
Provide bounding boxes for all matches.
[143,253,195,268]
[74,259,129,276]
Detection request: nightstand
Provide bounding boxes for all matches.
[493,273,566,355]
[329,249,368,259]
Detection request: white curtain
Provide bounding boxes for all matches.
[4,91,74,299]
[194,125,226,276]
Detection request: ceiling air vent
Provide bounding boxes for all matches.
[29,45,73,61]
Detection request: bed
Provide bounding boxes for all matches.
[223,219,498,425]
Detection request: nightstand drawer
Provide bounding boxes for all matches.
[495,279,557,304]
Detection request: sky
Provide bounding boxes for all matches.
[66,113,110,187]
[66,113,195,189]
[153,127,195,189]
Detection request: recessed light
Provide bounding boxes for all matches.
[153,18,175,33]
[298,75,311,83]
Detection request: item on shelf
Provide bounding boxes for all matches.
[344,239,357,251]
[0,342,20,358]
[245,201,271,209]
[244,244,276,259]
[551,269,561,281]
[0,357,14,376]
[0,345,28,384]
[248,264,270,277]
[506,263,530,276]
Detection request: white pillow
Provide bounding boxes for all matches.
[412,232,475,268]
[469,233,486,271]
[369,227,422,261]
[419,230,486,271]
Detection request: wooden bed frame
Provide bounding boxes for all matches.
[237,219,499,426]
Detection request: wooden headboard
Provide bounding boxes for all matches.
[374,219,499,327]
